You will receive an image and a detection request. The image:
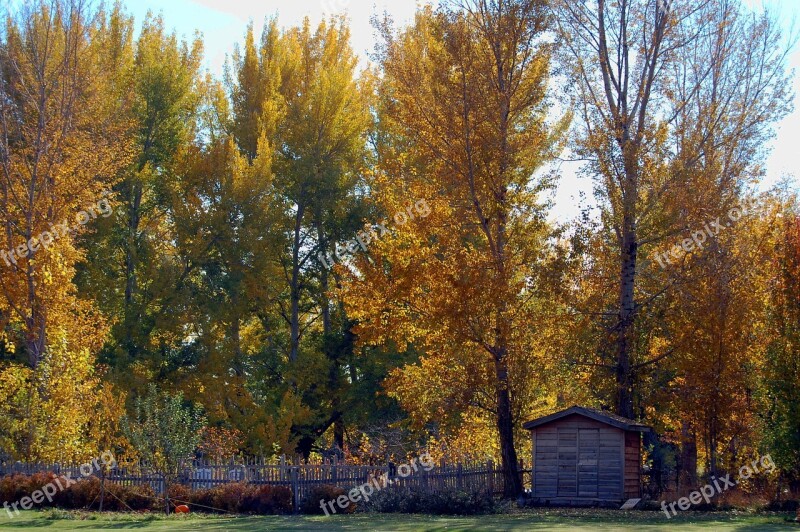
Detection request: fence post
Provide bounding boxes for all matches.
[291,466,300,514]
[487,460,494,495]
[457,463,463,490]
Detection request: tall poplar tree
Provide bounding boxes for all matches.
[556,0,793,419]
[347,0,566,496]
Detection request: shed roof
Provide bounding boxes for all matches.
[523,405,651,432]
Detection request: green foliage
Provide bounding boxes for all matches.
[763,212,800,486]
[122,384,206,481]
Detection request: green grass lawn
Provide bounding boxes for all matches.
[0,509,797,531]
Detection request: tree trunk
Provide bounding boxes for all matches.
[679,420,698,489]
[24,212,45,368]
[615,144,639,420]
[99,473,105,512]
[494,355,522,497]
[163,477,170,515]
[289,199,305,364]
[334,419,344,451]
[24,306,45,369]
[124,181,142,359]
[616,220,637,419]
[318,223,331,335]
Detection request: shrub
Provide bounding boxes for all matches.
[302,484,356,515]
[87,482,126,512]
[0,473,157,512]
[0,474,298,515]
[0,472,61,505]
[54,476,101,509]
[360,485,497,515]
[211,482,253,513]
[766,498,799,511]
[0,474,36,503]
[184,483,293,514]
[110,483,155,511]
[241,484,293,514]
[359,486,424,513]
[187,487,219,513]
[166,483,193,506]
[52,476,155,511]
[423,488,497,515]
[120,485,156,511]
[27,472,57,504]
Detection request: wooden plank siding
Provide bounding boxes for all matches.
[557,428,578,497]
[624,430,642,499]
[598,427,623,501]
[532,428,558,497]
[530,414,635,505]
[577,429,599,498]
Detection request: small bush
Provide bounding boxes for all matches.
[42,508,81,520]
[766,498,799,511]
[211,482,253,513]
[424,488,497,515]
[187,487,219,512]
[0,473,39,503]
[302,484,356,515]
[360,485,497,515]
[241,484,293,514]
[111,483,155,511]
[166,483,193,506]
[0,474,298,515]
[27,472,57,504]
[0,472,158,512]
[0,473,60,504]
[360,486,424,513]
[54,476,101,509]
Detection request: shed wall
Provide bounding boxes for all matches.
[531,415,625,503]
[624,430,641,498]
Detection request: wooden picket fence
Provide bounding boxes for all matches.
[0,456,507,511]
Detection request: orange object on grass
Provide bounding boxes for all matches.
[175,505,190,514]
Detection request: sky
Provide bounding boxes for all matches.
[121,0,430,74]
[6,0,800,221]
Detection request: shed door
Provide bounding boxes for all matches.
[577,429,599,498]
[556,429,577,497]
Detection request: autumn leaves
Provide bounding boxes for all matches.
[654,199,759,269]
[0,193,113,268]
[317,199,431,270]
[0,0,797,502]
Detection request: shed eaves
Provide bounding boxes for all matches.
[522,405,651,432]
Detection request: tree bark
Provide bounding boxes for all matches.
[494,355,522,497]
[124,180,142,360]
[616,211,637,419]
[289,198,305,364]
[679,420,698,489]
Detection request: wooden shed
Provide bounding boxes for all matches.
[523,406,651,506]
